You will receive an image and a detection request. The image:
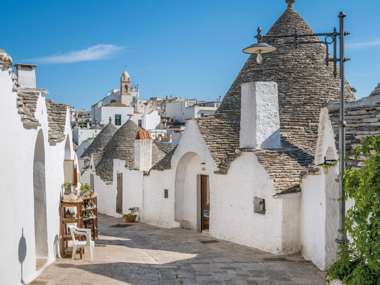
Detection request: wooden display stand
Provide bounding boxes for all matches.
[60,193,98,258]
[82,195,98,239]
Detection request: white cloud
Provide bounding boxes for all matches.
[347,40,380,49]
[30,44,123,64]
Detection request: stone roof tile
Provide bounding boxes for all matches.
[96,120,138,181]
[81,122,117,164]
[46,100,69,144]
[328,94,380,167]
[16,88,41,129]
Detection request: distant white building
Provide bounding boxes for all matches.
[91,71,139,126]
[73,126,100,146]
[165,98,219,123]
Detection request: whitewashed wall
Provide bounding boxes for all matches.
[97,106,134,126]
[301,165,340,270]
[169,120,299,254]
[0,67,74,284]
[142,169,179,228]
[142,110,160,130]
[211,153,287,254]
[93,174,117,217]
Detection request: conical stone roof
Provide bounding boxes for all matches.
[81,122,117,166]
[370,83,380,97]
[96,120,138,181]
[197,2,355,192]
[96,120,167,181]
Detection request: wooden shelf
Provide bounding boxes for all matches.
[60,195,98,258]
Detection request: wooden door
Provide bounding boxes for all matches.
[116,173,123,214]
[200,175,210,231]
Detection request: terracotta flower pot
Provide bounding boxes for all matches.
[123,214,137,223]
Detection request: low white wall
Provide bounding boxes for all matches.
[93,174,118,217]
[142,169,179,228]
[211,153,284,254]
[301,165,340,270]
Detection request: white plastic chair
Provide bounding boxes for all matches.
[68,225,94,260]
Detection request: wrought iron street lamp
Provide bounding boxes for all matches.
[243,3,350,245]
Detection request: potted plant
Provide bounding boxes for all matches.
[80,183,92,197]
[123,207,139,223]
[62,182,72,195]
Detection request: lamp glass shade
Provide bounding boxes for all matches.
[242,42,276,55]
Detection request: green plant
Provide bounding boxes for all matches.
[123,213,137,223]
[327,136,380,285]
[80,183,92,194]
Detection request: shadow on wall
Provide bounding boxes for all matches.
[18,228,27,285]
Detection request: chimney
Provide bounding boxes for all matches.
[16,64,36,88]
[134,128,153,171]
[240,82,281,149]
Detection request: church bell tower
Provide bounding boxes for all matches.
[120,71,132,106]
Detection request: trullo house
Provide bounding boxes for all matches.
[83,0,370,271]
[0,50,78,284]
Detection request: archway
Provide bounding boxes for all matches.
[33,130,48,269]
[174,152,209,232]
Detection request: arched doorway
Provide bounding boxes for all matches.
[33,130,48,269]
[174,152,210,232]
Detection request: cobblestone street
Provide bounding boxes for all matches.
[32,215,325,285]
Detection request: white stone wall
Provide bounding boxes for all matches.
[142,169,179,228]
[0,67,74,284]
[134,139,152,171]
[165,101,186,122]
[301,110,342,270]
[240,82,280,149]
[95,106,134,126]
[142,110,160,130]
[92,173,117,217]
[73,127,100,145]
[301,165,340,270]
[169,120,294,254]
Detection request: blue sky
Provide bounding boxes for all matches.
[3,0,380,109]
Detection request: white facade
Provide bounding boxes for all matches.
[165,99,218,123]
[73,127,100,146]
[142,110,160,130]
[93,105,135,126]
[0,61,75,284]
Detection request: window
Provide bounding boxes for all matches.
[254,197,266,214]
[138,119,142,127]
[115,114,122,126]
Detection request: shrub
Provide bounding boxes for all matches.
[327,136,380,285]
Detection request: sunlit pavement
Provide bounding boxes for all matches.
[31,215,324,285]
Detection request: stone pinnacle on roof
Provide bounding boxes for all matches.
[286,0,295,9]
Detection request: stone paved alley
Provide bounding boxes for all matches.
[31,215,325,285]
